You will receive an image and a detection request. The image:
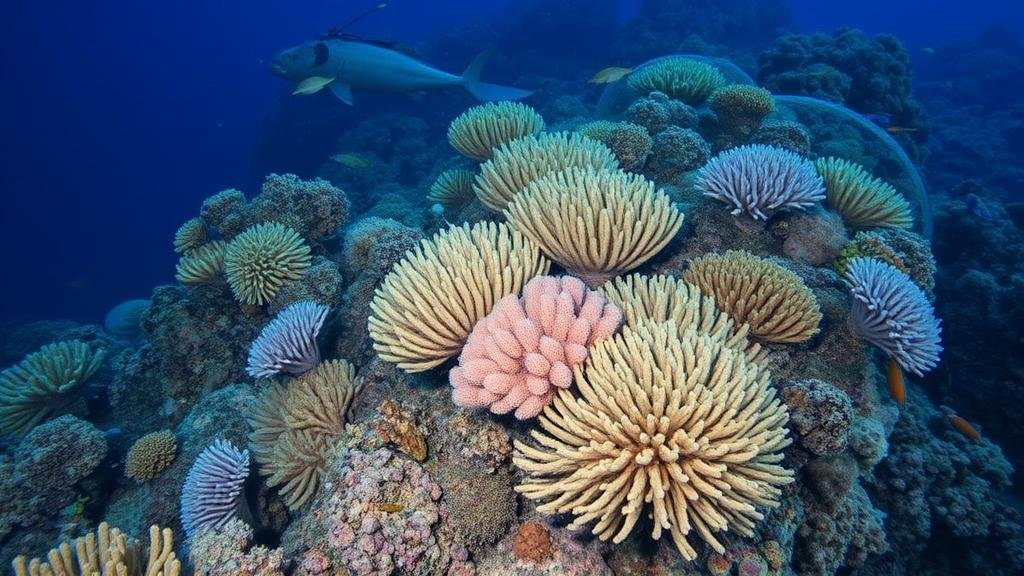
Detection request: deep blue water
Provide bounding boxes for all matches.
[2,0,1022,324]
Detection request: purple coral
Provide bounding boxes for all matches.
[246,300,328,378]
[696,144,825,220]
[845,257,942,376]
[180,439,250,538]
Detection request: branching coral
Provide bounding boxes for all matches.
[684,250,822,344]
[697,144,825,220]
[246,300,328,379]
[504,167,683,286]
[368,221,550,372]
[845,257,942,376]
[627,56,726,104]
[474,132,619,211]
[126,430,177,482]
[173,217,208,254]
[514,320,793,561]
[427,169,476,208]
[450,275,623,420]
[180,439,250,538]
[448,101,545,161]
[816,157,914,229]
[224,222,311,306]
[248,359,362,510]
[12,522,181,576]
[0,340,105,436]
[708,84,776,134]
[174,241,227,285]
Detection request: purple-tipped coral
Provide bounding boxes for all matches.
[246,300,328,379]
[697,144,825,220]
[180,439,250,538]
[845,257,942,376]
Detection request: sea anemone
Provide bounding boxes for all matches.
[627,56,726,104]
[844,257,942,376]
[125,430,178,482]
[246,300,328,379]
[708,84,776,134]
[175,240,227,285]
[224,222,312,306]
[174,217,208,254]
[180,439,250,538]
[428,168,476,208]
[448,101,545,161]
[696,144,825,220]
[815,157,913,229]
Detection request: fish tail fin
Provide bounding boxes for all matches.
[461,50,534,102]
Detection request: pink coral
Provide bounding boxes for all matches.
[449,275,622,420]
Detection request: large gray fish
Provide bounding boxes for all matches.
[269,38,533,105]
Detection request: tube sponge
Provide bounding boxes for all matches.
[224,222,311,306]
[448,101,545,161]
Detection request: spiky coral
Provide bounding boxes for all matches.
[248,359,362,510]
[474,132,619,212]
[175,241,227,285]
[514,321,793,561]
[845,257,942,376]
[697,144,825,220]
[816,157,914,229]
[504,167,683,286]
[428,169,476,208]
[708,84,776,134]
[448,101,545,161]
[577,121,653,171]
[12,522,181,576]
[180,439,250,538]
[684,251,822,344]
[126,430,177,482]
[224,222,311,306]
[246,301,328,379]
[0,341,105,436]
[368,222,550,372]
[627,56,726,104]
[173,217,208,254]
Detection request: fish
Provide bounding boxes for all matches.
[946,413,982,442]
[331,153,371,169]
[589,67,633,84]
[885,126,919,134]
[887,358,906,407]
[270,38,533,105]
[292,76,335,95]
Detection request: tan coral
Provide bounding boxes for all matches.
[248,359,362,510]
[173,217,208,254]
[514,321,793,561]
[816,157,913,229]
[125,430,177,482]
[12,522,181,576]
[368,221,550,372]
[224,222,312,306]
[684,250,822,344]
[373,400,427,461]
[474,132,619,212]
[174,240,227,285]
[427,169,476,208]
[504,167,683,287]
[448,101,545,161]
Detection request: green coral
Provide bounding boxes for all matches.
[708,84,776,135]
[224,222,312,306]
[576,121,652,171]
[817,157,914,230]
[627,56,726,105]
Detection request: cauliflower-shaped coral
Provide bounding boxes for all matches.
[645,126,711,183]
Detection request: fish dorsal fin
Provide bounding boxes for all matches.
[330,83,355,105]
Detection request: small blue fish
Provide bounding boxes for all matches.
[965,194,995,221]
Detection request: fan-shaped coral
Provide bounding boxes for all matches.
[448,101,545,161]
[450,275,623,420]
[174,217,208,254]
[514,320,793,561]
[246,300,328,379]
[815,157,914,229]
[684,251,822,344]
[428,168,476,208]
[845,257,942,376]
[180,439,250,538]
[600,273,765,363]
[368,221,550,372]
[697,144,825,220]
[12,522,181,576]
[174,240,227,285]
[224,222,311,306]
[248,359,362,510]
[504,167,683,286]
[708,84,776,134]
[627,56,726,104]
[126,430,178,482]
[474,132,619,212]
[0,341,105,436]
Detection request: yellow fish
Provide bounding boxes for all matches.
[887,359,905,407]
[292,76,335,95]
[588,67,633,84]
[946,413,982,442]
[331,153,371,169]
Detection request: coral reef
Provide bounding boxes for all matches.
[816,157,913,229]
[708,84,776,136]
[427,169,475,209]
[180,439,250,538]
[245,301,328,379]
[627,56,726,104]
[577,121,653,171]
[104,299,151,338]
[224,223,312,306]
[12,523,181,576]
[750,119,812,156]
[126,430,178,483]
[188,519,285,576]
[645,126,711,183]
[13,415,107,514]
[781,379,854,457]
[625,91,699,135]
[175,241,227,286]
[448,101,545,161]
[246,174,351,244]
[174,217,208,254]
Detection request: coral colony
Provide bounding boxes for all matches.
[4,12,1024,576]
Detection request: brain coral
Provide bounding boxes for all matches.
[180,439,250,538]
[125,429,178,482]
[448,101,545,161]
[0,340,105,435]
[514,320,793,561]
[697,144,825,220]
[427,168,476,208]
[368,221,550,372]
[174,217,208,254]
[708,84,776,134]
[224,222,312,306]
[12,522,181,576]
[474,132,619,211]
[450,275,623,420]
[815,157,913,229]
[504,167,683,286]
[175,240,227,285]
[248,359,362,510]
[627,56,726,104]
[684,250,822,344]
[845,257,942,376]
[246,300,328,379]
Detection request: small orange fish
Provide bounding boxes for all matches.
[589,67,633,84]
[885,126,919,134]
[946,414,982,442]
[887,359,905,407]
